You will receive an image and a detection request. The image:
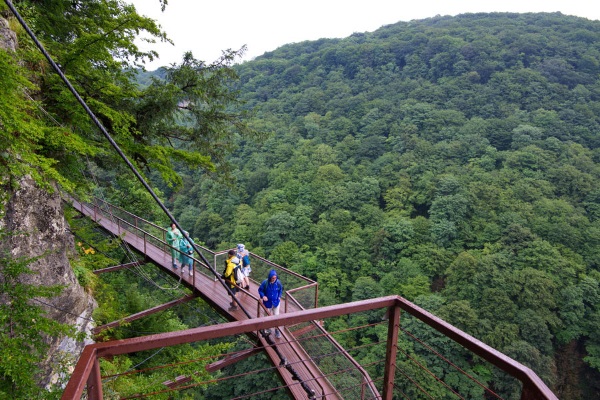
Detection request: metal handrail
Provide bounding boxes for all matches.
[64,196,558,399]
[91,197,165,233]
[285,291,378,399]
[68,197,214,288]
[90,196,217,257]
[71,196,291,327]
[69,195,366,394]
[62,296,558,400]
[286,282,319,311]
[68,195,320,308]
[250,252,316,285]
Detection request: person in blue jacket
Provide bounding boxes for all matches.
[258,269,284,338]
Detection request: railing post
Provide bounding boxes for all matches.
[361,376,366,400]
[521,383,537,400]
[257,302,261,335]
[86,358,103,400]
[382,304,400,400]
[214,253,218,282]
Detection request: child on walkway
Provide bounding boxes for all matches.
[237,243,251,290]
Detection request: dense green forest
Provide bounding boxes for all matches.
[2,1,600,398]
[153,12,600,399]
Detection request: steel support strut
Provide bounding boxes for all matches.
[382,305,400,400]
[87,358,103,400]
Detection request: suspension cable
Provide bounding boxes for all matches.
[4,0,228,305]
[401,326,504,399]
[67,225,224,329]
[24,27,183,292]
[5,3,317,397]
[396,342,465,399]
[105,334,379,381]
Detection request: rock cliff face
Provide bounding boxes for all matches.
[0,16,16,51]
[0,177,97,388]
[0,17,96,389]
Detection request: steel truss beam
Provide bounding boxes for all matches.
[92,294,198,335]
[93,260,146,274]
[63,296,557,400]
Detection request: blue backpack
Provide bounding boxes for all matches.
[241,254,251,267]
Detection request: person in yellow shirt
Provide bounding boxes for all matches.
[224,249,239,311]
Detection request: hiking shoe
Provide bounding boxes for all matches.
[275,330,281,339]
[189,270,193,276]
[245,285,250,289]
[228,306,239,311]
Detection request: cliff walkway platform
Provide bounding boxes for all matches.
[63,196,557,400]
[67,196,376,399]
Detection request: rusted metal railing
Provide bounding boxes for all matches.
[64,196,558,400]
[62,296,558,400]
[285,293,380,399]
[75,196,319,307]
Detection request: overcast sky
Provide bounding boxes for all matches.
[128,0,600,70]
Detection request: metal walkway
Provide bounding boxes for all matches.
[68,197,379,399]
[64,196,558,400]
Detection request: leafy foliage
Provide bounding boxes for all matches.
[0,49,91,192]
[0,233,75,399]
[2,0,255,201]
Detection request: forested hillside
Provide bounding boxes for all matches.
[3,2,600,397]
[159,12,600,398]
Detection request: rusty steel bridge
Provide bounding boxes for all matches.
[61,197,558,400]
